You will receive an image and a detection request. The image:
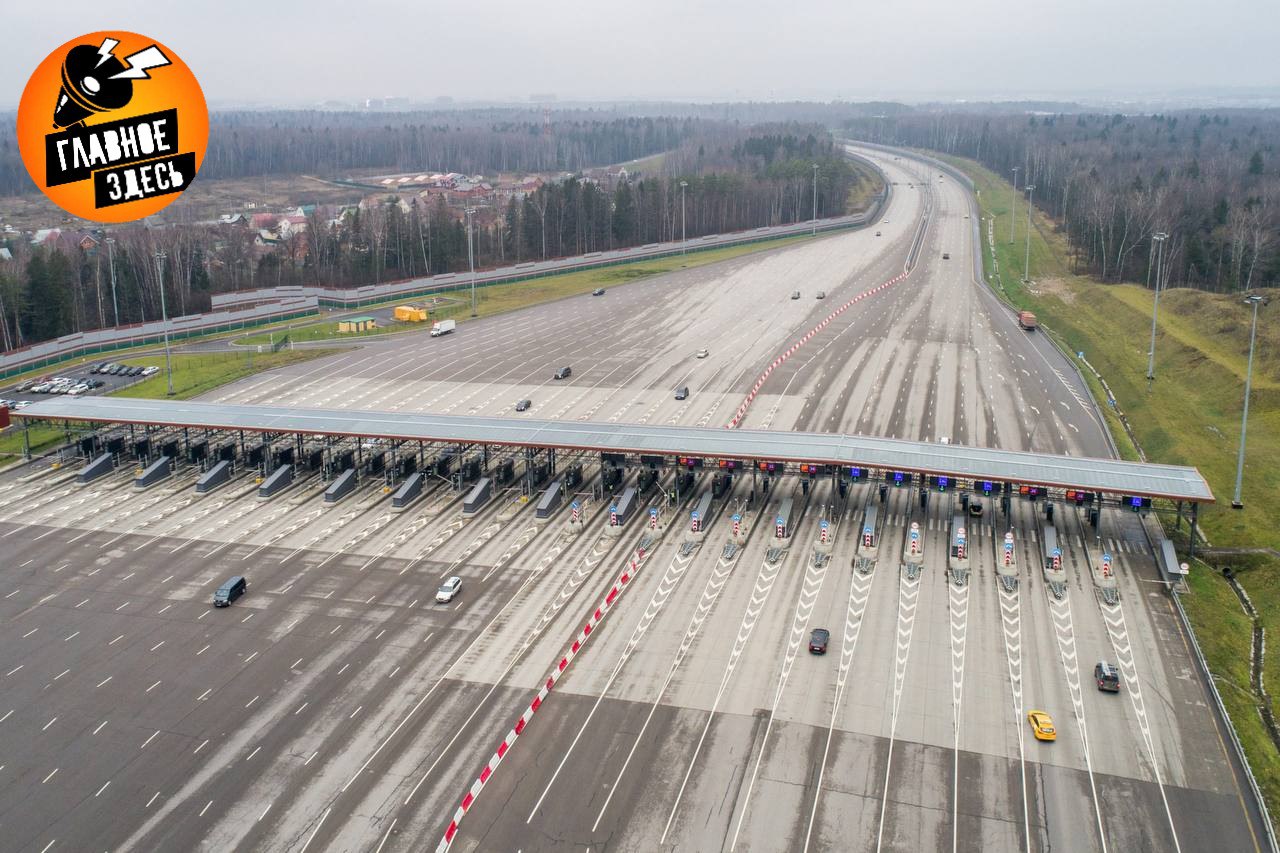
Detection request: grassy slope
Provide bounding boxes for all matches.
[947,152,1280,817]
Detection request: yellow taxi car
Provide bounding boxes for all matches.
[1027,710,1057,741]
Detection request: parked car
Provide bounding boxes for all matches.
[816,291,826,299]
[695,349,709,359]
[1027,710,1057,741]
[15,380,36,392]
[808,628,830,655]
[674,386,689,401]
[942,252,951,260]
[436,576,462,603]
[129,366,144,376]
[592,288,606,296]
[791,291,801,300]
[553,366,572,380]
[875,230,882,237]
[141,366,159,376]
[515,399,532,412]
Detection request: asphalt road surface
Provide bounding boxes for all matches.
[0,145,1265,853]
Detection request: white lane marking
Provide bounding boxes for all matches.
[1100,597,1182,852]
[874,566,921,853]
[803,562,876,852]
[662,536,789,842]
[527,549,696,822]
[140,731,159,749]
[299,806,332,853]
[1048,591,1108,852]
[731,546,831,850]
[93,720,108,735]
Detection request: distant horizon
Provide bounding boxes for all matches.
[6,86,1280,115]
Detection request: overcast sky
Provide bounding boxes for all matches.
[5,0,1279,108]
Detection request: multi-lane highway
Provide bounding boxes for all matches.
[0,145,1266,853]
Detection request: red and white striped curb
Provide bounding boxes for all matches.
[725,271,911,429]
[436,546,651,853]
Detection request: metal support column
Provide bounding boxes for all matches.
[1189,503,1199,560]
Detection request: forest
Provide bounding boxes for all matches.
[843,109,1280,292]
[0,120,872,351]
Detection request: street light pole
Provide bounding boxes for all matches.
[1231,295,1267,509]
[465,207,477,317]
[679,180,688,255]
[1146,231,1169,384]
[1009,167,1019,244]
[812,163,819,236]
[105,237,120,327]
[154,251,174,396]
[1022,184,1035,282]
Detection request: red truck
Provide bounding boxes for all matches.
[1018,311,1038,331]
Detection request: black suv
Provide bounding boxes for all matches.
[554,366,572,380]
[808,628,830,655]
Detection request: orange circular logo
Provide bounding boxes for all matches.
[16,31,208,223]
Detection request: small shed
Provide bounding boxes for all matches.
[338,316,377,333]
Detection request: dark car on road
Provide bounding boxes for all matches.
[515,399,532,412]
[968,501,984,518]
[554,366,572,380]
[592,288,605,296]
[808,628,830,655]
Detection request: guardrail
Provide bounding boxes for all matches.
[0,297,320,382]
[211,185,889,313]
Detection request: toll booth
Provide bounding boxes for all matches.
[247,445,265,468]
[133,438,150,460]
[188,440,208,465]
[690,490,713,533]
[949,514,967,559]
[861,504,879,549]
[160,439,179,460]
[536,478,564,519]
[495,458,515,485]
[602,466,623,490]
[335,449,355,471]
[462,477,493,517]
[775,496,794,539]
[274,447,295,467]
[78,435,99,458]
[433,449,458,477]
[610,486,638,526]
[304,448,323,471]
[105,436,125,455]
[1042,525,1059,571]
[217,442,236,463]
[563,464,583,489]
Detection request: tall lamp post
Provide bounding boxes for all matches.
[465,207,478,317]
[1022,184,1035,282]
[153,251,174,396]
[105,237,120,327]
[811,163,819,236]
[1231,294,1267,509]
[679,180,688,255]
[1009,166,1019,244]
[1146,231,1169,385]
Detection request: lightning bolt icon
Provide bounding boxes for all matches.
[108,45,172,80]
[95,38,119,68]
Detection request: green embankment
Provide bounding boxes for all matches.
[946,152,1280,817]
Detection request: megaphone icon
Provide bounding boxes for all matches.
[53,43,135,130]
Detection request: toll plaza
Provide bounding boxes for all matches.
[13,397,1215,553]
